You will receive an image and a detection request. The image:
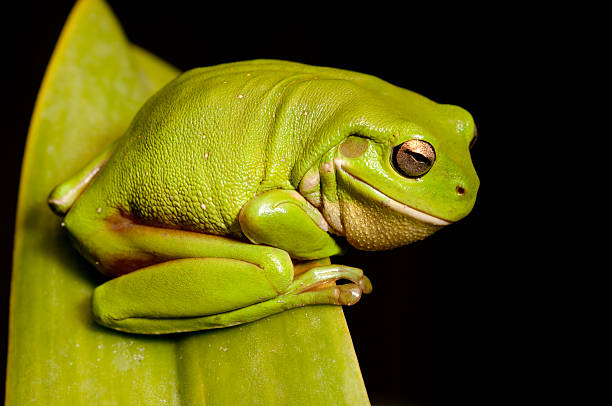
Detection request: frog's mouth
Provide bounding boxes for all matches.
[332,159,450,251]
[334,159,451,226]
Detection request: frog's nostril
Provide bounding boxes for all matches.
[456,185,466,195]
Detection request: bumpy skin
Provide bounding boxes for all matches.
[49,60,479,334]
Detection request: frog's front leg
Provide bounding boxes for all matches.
[239,189,344,260]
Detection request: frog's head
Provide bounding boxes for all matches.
[297,81,479,251]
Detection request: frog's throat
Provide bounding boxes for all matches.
[333,158,451,227]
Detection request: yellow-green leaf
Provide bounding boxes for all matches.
[6,0,369,404]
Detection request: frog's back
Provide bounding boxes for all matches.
[74,60,418,236]
[73,61,343,235]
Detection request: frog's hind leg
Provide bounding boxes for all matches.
[92,257,371,334]
[63,210,370,334]
[92,257,286,333]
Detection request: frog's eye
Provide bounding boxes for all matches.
[391,139,436,178]
[469,125,478,150]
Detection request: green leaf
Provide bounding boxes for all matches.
[6,0,369,404]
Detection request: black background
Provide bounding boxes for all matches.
[2,1,543,405]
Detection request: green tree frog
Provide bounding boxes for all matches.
[48,60,479,335]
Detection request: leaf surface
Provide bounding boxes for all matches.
[7,0,369,404]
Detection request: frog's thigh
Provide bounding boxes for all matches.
[92,257,283,333]
[63,206,295,287]
[239,189,342,260]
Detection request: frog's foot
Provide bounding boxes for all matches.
[285,264,372,306]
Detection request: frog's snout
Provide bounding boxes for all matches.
[448,174,480,222]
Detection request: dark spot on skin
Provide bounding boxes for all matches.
[106,255,165,276]
[456,185,466,195]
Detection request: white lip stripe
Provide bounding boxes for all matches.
[334,159,451,227]
[380,196,451,226]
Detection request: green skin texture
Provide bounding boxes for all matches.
[48,59,479,334]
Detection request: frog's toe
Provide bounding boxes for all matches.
[358,275,373,294]
[280,282,365,307]
[287,264,372,296]
[336,283,362,306]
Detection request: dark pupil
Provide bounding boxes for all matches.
[407,151,429,164]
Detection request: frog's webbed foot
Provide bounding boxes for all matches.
[285,263,372,306]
